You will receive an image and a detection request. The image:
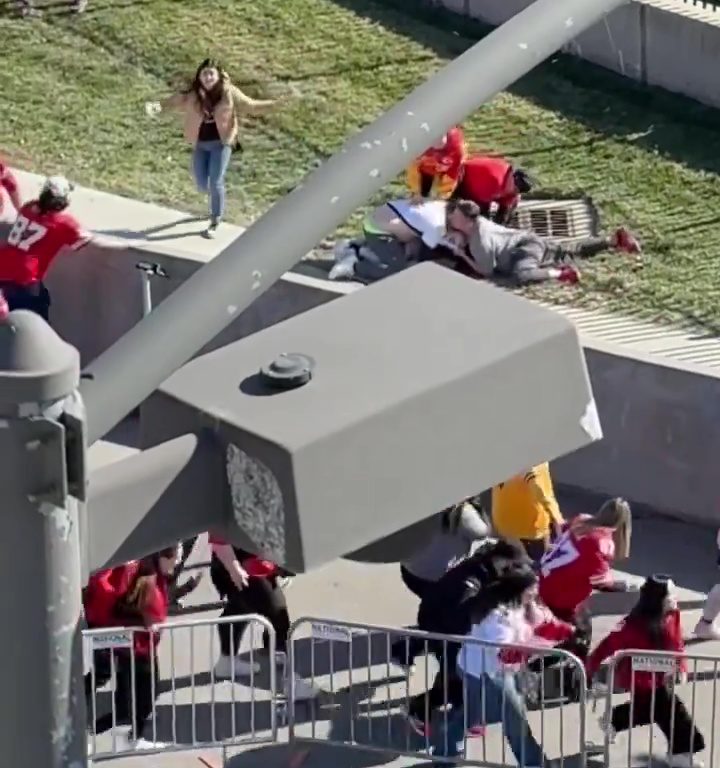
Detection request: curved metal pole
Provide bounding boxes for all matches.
[80,0,629,444]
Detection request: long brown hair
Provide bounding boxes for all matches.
[572,497,632,561]
[184,57,228,109]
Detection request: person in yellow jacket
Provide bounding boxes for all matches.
[491,463,565,563]
[406,126,467,202]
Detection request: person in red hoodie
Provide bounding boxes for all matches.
[0,160,21,217]
[452,155,533,225]
[89,547,178,751]
[586,575,705,768]
[406,127,467,202]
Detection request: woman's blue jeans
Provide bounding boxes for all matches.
[431,671,546,766]
[192,140,232,221]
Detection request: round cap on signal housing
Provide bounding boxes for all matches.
[259,352,315,390]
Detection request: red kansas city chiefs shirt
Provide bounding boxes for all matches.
[0,202,90,285]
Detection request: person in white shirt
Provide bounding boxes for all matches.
[430,564,547,767]
[695,527,720,641]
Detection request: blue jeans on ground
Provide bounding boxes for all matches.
[191,140,232,221]
[431,671,546,766]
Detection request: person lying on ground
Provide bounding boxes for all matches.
[452,154,533,225]
[329,197,483,282]
[406,126,467,202]
[445,198,642,285]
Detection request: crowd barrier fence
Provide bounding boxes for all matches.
[286,616,589,767]
[84,614,280,762]
[601,648,720,768]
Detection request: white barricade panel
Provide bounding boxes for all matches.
[287,617,589,767]
[84,614,279,761]
[601,650,720,768]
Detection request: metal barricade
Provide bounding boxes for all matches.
[84,613,280,761]
[287,616,588,767]
[600,649,720,768]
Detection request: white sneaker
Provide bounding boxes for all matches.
[598,711,617,744]
[694,618,720,641]
[670,754,704,768]
[133,737,169,751]
[214,654,261,679]
[285,674,320,701]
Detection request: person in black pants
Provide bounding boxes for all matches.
[209,536,317,700]
[398,538,530,735]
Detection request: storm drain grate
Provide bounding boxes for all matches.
[509,195,601,243]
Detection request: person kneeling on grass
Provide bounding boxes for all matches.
[586,575,706,768]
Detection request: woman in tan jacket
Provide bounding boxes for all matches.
[147,58,276,238]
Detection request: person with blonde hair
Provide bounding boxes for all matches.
[538,497,633,656]
[146,58,278,238]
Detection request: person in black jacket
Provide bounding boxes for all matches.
[393,538,530,733]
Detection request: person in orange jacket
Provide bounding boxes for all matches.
[586,575,705,768]
[453,154,533,225]
[406,126,466,201]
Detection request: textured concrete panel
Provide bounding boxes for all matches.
[644,4,720,108]
[553,339,720,525]
[141,265,598,572]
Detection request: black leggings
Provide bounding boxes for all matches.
[406,595,465,719]
[611,685,705,755]
[210,556,290,656]
[91,652,157,740]
[1,281,51,321]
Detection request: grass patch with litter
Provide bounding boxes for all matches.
[3,0,720,331]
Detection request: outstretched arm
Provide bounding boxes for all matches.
[231,85,275,115]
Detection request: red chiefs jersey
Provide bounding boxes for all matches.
[0,201,89,285]
[460,155,518,209]
[538,521,615,615]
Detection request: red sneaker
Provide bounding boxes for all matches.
[613,227,642,255]
[558,265,581,285]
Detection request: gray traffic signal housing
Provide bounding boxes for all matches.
[141,264,600,573]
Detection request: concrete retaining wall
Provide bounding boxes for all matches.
[444,0,720,109]
[46,239,720,526]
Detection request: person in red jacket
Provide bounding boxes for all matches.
[539,497,633,658]
[90,547,179,751]
[406,126,467,201]
[586,575,705,768]
[0,160,21,217]
[452,155,533,225]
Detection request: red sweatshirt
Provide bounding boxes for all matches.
[84,563,137,628]
[586,610,686,691]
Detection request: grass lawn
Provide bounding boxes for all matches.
[3,0,720,330]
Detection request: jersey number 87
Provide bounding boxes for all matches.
[7,215,48,252]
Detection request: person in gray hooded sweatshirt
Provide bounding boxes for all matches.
[400,500,491,601]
